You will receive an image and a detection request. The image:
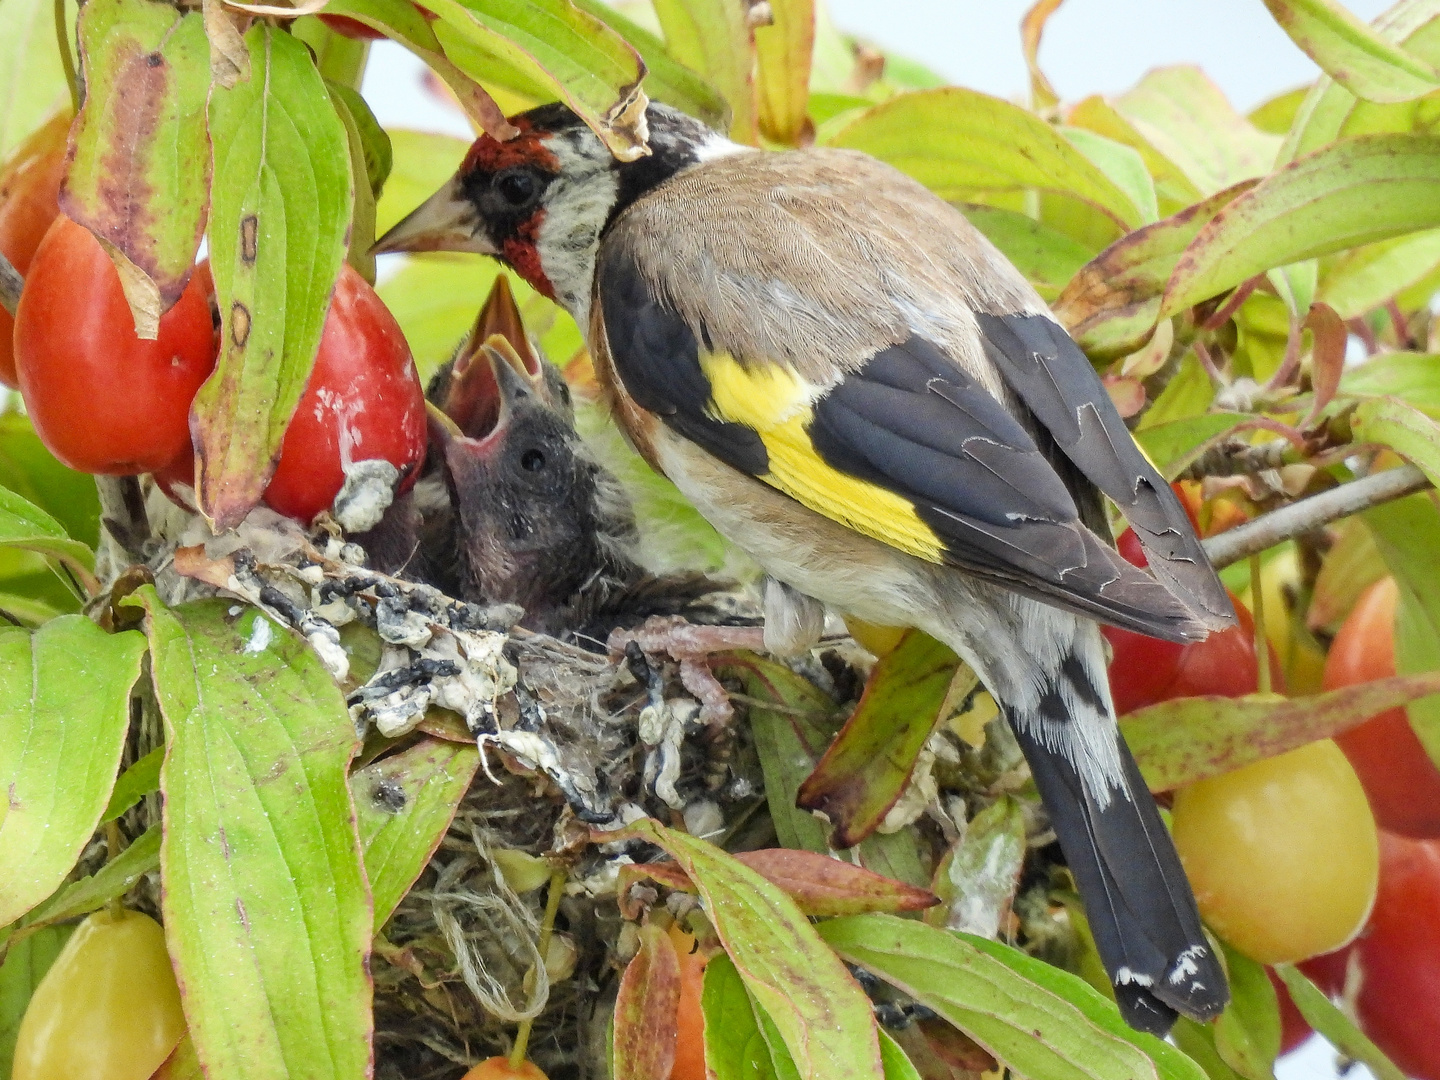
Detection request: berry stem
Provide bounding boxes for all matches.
[509,869,566,1071]
[54,0,80,116]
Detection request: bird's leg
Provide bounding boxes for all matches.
[608,615,768,727]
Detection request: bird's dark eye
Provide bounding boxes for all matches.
[520,448,546,472]
[494,169,538,207]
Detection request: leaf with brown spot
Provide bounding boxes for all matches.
[797,630,970,849]
[1052,179,1257,356]
[614,818,886,1080]
[60,0,211,335]
[124,589,372,1080]
[613,923,682,1080]
[194,24,353,528]
[1122,674,1440,791]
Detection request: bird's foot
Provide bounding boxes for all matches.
[608,615,767,727]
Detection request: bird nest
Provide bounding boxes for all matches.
[91,475,1074,1080]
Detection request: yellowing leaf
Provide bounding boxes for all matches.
[652,0,756,144]
[1263,0,1440,104]
[754,0,813,145]
[826,88,1146,229]
[1160,133,1440,318]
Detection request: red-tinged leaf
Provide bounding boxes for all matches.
[797,630,968,848]
[352,737,479,929]
[613,923,682,1080]
[1160,134,1440,319]
[613,818,885,1080]
[618,862,696,918]
[1304,301,1347,417]
[733,849,939,917]
[193,25,353,528]
[1121,673,1440,791]
[1103,374,1146,417]
[60,0,210,334]
[1053,179,1257,357]
[1261,0,1440,105]
[124,589,371,1080]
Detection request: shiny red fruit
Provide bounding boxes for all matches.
[1348,832,1440,1080]
[15,216,216,474]
[1105,528,1277,712]
[0,113,71,387]
[261,263,426,524]
[1324,577,1440,838]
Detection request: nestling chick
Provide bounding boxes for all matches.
[375,102,1237,1033]
[416,277,642,636]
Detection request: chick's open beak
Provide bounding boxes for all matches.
[371,176,496,256]
[434,337,539,450]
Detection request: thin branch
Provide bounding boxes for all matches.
[0,250,22,318]
[1203,464,1432,570]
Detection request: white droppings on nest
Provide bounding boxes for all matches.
[429,629,518,729]
[375,597,435,649]
[332,459,400,534]
[643,697,696,810]
[242,615,274,654]
[879,744,938,834]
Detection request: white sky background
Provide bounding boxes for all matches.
[360,7,1392,1076]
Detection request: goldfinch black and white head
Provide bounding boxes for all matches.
[377,101,1236,1034]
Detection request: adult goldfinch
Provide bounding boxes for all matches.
[374,102,1236,1033]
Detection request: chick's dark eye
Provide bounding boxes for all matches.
[495,169,538,207]
[520,448,546,472]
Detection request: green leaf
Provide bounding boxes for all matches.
[1353,396,1440,486]
[721,654,838,854]
[0,414,100,550]
[0,0,74,157]
[327,81,391,197]
[61,0,210,329]
[1061,126,1159,224]
[101,746,163,824]
[1160,134,1440,318]
[1172,1018,1245,1080]
[1262,0,1440,104]
[818,914,1207,1080]
[195,24,354,529]
[1319,228,1440,318]
[428,0,649,159]
[754,0,813,145]
[1053,181,1256,357]
[651,0,756,143]
[1138,354,1218,429]
[127,591,371,1080]
[353,736,479,929]
[1133,413,1254,479]
[702,953,793,1080]
[797,631,966,848]
[619,818,884,1080]
[1066,94,1204,215]
[329,83,380,282]
[1280,0,1440,161]
[1211,942,1280,1080]
[1248,85,1313,136]
[0,925,73,1080]
[569,0,728,129]
[0,618,145,928]
[1266,259,1317,322]
[926,795,1025,937]
[1112,67,1281,196]
[1273,965,1407,1080]
[958,204,1094,302]
[1364,493,1440,772]
[825,88,1145,230]
[1120,673,1440,790]
[1340,352,1440,416]
[878,1030,923,1080]
[0,486,96,592]
[22,823,161,929]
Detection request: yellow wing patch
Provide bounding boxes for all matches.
[699,352,947,565]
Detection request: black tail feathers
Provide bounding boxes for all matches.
[1012,717,1229,1034]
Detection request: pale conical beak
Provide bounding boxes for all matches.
[372,175,496,256]
[469,276,540,379]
